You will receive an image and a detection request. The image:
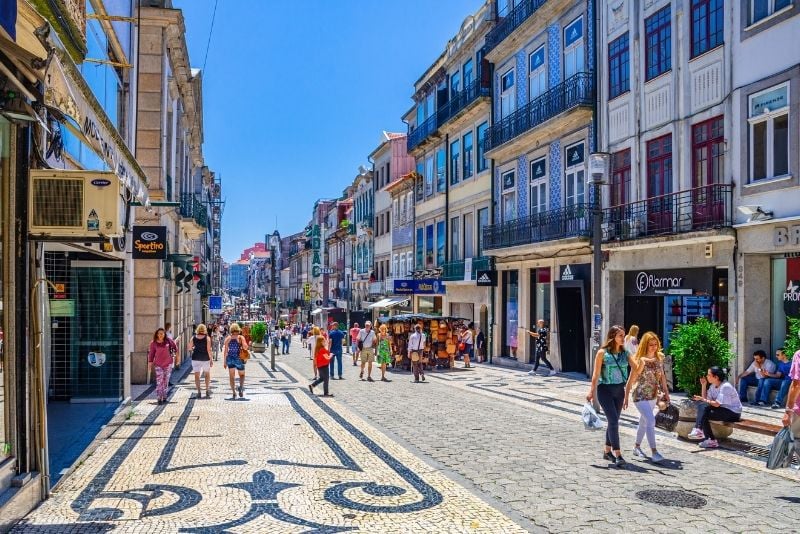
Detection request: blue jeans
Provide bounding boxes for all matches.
[759,378,792,405]
[282,338,290,354]
[737,374,761,402]
[329,351,343,378]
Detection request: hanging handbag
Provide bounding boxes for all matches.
[655,402,679,432]
[238,336,251,362]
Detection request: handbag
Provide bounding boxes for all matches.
[238,336,251,362]
[655,403,679,432]
[766,426,796,470]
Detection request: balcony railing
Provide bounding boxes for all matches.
[407,114,438,152]
[180,193,208,228]
[369,281,385,296]
[602,184,733,242]
[441,256,492,281]
[483,203,591,250]
[485,0,548,54]
[437,80,491,126]
[485,72,594,152]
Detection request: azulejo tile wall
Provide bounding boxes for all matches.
[547,23,561,89]
[549,142,562,210]
[517,154,528,218]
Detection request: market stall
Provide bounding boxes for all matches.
[377,314,469,371]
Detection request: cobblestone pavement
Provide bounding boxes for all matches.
[13,345,528,533]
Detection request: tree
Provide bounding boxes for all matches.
[668,318,733,396]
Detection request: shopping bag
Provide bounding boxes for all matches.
[655,403,680,432]
[766,427,796,470]
[582,403,603,430]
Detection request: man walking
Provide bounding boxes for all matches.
[282,325,292,354]
[350,322,361,366]
[407,324,426,383]
[328,322,345,380]
[358,321,377,382]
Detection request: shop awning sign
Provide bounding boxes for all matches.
[393,278,446,295]
[624,268,713,297]
[476,270,497,287]
[785,280,800,316]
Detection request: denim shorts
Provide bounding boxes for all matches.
[226,357,245,371]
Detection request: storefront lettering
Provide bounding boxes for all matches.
[635,271,683,294]
[774,226,800,246]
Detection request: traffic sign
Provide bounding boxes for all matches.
[209,295,223,314]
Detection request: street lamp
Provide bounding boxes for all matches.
[269,230,281,325]
[588,152,610,372]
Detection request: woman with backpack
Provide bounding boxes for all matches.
[587,325,635,467]
[148,327,177,404]
[223,323,249,399]
[623,331,669,463]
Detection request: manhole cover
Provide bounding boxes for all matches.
[636,489,707,509]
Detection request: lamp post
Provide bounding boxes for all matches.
[269,231,280,325]
[588,152,610,377]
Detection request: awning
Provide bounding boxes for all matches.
[310,308,323,315]
[368,296,410,309]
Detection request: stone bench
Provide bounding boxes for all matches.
[722,419,782,437]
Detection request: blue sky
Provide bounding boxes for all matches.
[174,0,482,262]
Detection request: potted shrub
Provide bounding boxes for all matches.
[250,322,267,354]
[668,317,734,439]
[784,316,800,357]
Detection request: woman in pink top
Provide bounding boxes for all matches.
[350,323,361,366]
[148,328,177,404]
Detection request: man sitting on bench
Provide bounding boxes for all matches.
[759,348,793,409]
[736,350,776,406]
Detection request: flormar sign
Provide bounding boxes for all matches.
[132,226,167,260]
[624,268,714,297]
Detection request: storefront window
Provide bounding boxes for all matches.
[503,270,519,358]
[0,117,8,459]
[772,257,800,352]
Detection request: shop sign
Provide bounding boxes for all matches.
[566,142,585,167]
[750,84,788,117]
[132,226,167,260]
[560,263,590,281]
[785,280,800,316]
[311,224,321,277]
[476,270,497,287]
[625,268,713,296]
[393,279,446,294]
[775,225,800,246]
[209,295,223,315]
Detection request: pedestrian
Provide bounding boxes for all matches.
[282,325,292,354]
[376,324,393,382]
[211,325,221,361]
[327,322,345,380]
[623,331,669,463]
[688,366,743,448]
[350,322,361,366]
[309,336,333,397]
[301,324,309,348]
[165,322,174,341]
[460,323,474,368]
[188,324,213,399]
[586,325,634,467]
[475,327,485,363]
[308,326,321,380]
[781,349,800,448]
[148,328,177,404]
[624,324,640,355]
[222,323,249,400]
[358,321,377,382]
[527,319,556,376]
[407,323,426,383]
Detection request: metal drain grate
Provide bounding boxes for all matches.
[635,489,707,509]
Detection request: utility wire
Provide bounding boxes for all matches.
[202,0,219,72]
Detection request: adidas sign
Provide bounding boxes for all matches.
[561,264,574,281]
[478,273,491,283]
[476,270,496,286]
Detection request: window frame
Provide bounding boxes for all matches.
[645,5,672,82]
[564,17,585,79]
[610,148,631,207]
[501,170,517,222]
[528,45,547,102]
[450,215,460,261]
[608,33,630,99]
[477,122,489,172]
[750,0,793,26]
[450,139,461,185]
[692,115,725,188]
[500,68,516,118]
[463,131,474,180]
[691,0,724,58]
[529,156,548,215]
[436,146,446,192]
[646,134,673,198]
[564,142,586,208]
[748,83,790,182]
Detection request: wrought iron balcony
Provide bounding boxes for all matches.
[441,256,492,281]
[483,203,591,250]
[602,184,733,242]
[179,193,208,229]
[485,0,548,54]
[407,114,438,152]
[485,72,594,152]
[437,80,491,127]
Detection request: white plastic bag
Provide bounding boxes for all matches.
[582,403,604,430]
[766,427,795,470]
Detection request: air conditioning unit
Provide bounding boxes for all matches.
[29,170,124,238]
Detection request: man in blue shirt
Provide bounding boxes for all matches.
[327,322,346,380]
[760,348,793,409]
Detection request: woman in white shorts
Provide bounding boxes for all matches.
[189,324,213,398]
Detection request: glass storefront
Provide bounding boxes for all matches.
[772,256,800,352]
[502,270,519,358]
[418,296,442,315]
[0,117,8,460]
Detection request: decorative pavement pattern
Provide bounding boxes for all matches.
[13,352,528,533]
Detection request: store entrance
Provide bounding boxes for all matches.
[555,283,587,374]
[624,296,662,343]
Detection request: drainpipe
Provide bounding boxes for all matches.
[488,60,496,365]
[444,133,450,264]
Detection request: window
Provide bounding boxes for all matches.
[396,254,402,278]
[693,116,724,187]
[425,224,434,267]
[477,122,489,172]
[751,0,793,25]
[451,216,460,261]
[436,147,446,192]
[425,155,434,197]
[451,70,461,99]
[416,227,424,269]
[463,132,474,179]
[608,33,630,99]
[436,221,446,266]
[645,5,671,81]
[386,211,391,233]
[529,46,546,101]
[647,135,673,197]
[691,0,723,58]
[500,69,515,118]
[610,149,631,206]
[464,59,474,88]
[530,157,548,214]
[415,161,424,201]
[749,83,789,181]
[463,212,474,258]
[564,17,584,78]
[450,139,461,185]
[564,143,585,207]
[477,207,489,256]
[501,170,517,221]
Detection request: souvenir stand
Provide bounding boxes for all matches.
[377,314,469,371]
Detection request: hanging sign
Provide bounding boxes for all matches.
[132,226,168,259]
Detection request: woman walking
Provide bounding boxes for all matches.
[148,328,177,404]
[308,326,321,380]
[623,331,669,463]
[376,324,393,382]
[688,367,742,448]
[527,319,555,375]
[188,324,213,399]
[624,325,640,356]
[460,323,475,368]
[587,325,635,466]
[309,336,333,397]
[223,323,249,400]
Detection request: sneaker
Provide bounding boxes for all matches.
[757,401,766,406]
[771,402,781,409]
[359,371,363,379]
[603,451,615,462]
[614,456,627,467]
[421,375,426,382]
[205,391,211,398]
[527,370,536,375]
[651,452,665,464]
[238,385,244,398]
[687,428,705,441]
[339,376,344,380]
[308,384,314,394]
[549,369,557,376]
[632,447,646,459]
[698,439,719,449]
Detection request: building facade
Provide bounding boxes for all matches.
[351,168,374,310]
